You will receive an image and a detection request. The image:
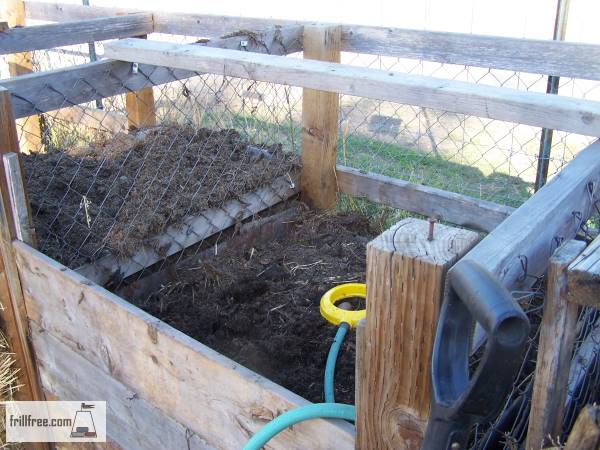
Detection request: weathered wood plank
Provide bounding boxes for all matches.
[301,25,341,209]
[568,235,600,308]
[14,241,356,450]
[341,26,600,81]
[24,2,600,80]
[3,153,35,246]
[32,324,214,450]
[104,39,600,137]
[1,29,301,120]
[336,165,514,232]
[23,1,301,37]
[76,174,298,286]
[464,140,600,351]
[357,218,479,449]
[0,60,195,119]
[526,240,587,450]
[0,14,154,55]
[463,140,600,293]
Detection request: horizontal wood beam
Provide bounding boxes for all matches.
[1,28,300,120]
[0,60,195,119]
[568,235,600,308]
[104,39,600,137]
[462,139,600,293]
[14,241,356,449]
[336,165,513,232]
[23,1,301,37]
[341,26,600,81]
[0,13,154,55]
[25,2,600,80]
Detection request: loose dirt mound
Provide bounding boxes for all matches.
[23,124,299,268]
[126,210,375,404]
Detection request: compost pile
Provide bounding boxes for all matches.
[126,210,375,404]
[22,124,299,268]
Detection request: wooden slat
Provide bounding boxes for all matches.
[568,235,600,308]
[341,26,600,81]
[14,241,355,450]
[526,240,587,450]
[1,28,301,120]
[462,140,600,293]
[1,60,196,119]
[300,25,341,209]
[104,39,600,137]
[357,218,479,449]
[336,165,514,232]
[76,174,298,286]
[0,13,154,55]
[3,153,35,246]
[31,324,214,450]
[24,2,600,80]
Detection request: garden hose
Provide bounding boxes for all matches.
[320,283,366,403]
[242,403,356,450]
[324,322,350,403]
[243,284,364,450]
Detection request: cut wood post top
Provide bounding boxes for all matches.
[103,38,600,137]
[568,234,600,308]
[357,218,479,450]
[368,217,480,264]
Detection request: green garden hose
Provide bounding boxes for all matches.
[242,403,355,450]
[324,322,350,403]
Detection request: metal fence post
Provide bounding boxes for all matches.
[534,0,571,191]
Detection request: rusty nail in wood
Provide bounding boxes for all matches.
[428,216,438,241]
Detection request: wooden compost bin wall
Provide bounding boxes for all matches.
[14,241,355,449]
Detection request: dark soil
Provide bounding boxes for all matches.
[22,124,299,268]
[124,210,376,404]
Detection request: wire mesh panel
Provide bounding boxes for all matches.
[8,44,302,287]
[338,53,600,209]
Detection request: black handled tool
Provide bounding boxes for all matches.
[421,260,530,450]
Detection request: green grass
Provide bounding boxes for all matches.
[339,134,532,207]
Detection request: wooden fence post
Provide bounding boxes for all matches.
[125,35,156,130]
[300,24,341,209]
[356,218,479,449]
[0,88,44,406]
[526,239,586,450]
[1,0,43,153]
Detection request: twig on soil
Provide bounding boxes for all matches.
[286,260,324,276]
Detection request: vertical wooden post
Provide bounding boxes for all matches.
[300,24,341,209]
[356,218,479,450]
[0,88,44,405]
[1,0,43,153]
[526,239,586,450]
[125,36,156,130]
